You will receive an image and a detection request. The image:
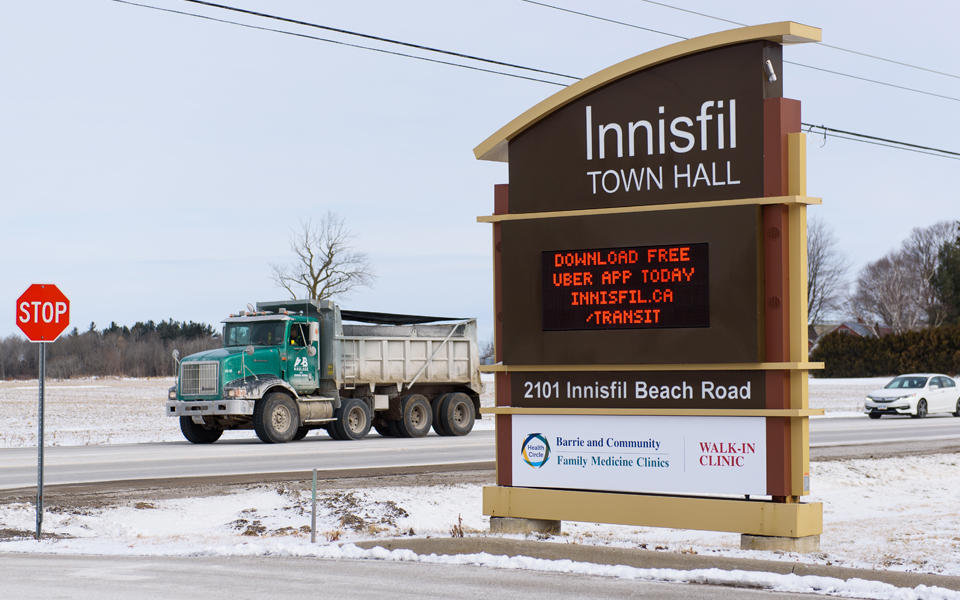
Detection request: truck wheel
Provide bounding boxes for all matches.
[253,393,299,443]
[386,419,403,437]
[439,393,475,436]
[331,398,372,440]
[373,420,393,437]
[432,394,452,436]
[325,422,344,440]
[179,417,223,444]
[395,394,432,438]
[292,427,310,441]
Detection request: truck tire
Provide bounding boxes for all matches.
[439,393,475,436]
[395,394,432,438]
[179,417,223,444]
[372,420,393,437]
[386,419,403,437]
[325,422,344,440]
[292,427,310,441]
[432,393,452,436]
[331,398,372,440]
[253,392,299,444]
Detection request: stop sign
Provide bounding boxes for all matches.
[16,284,70,342]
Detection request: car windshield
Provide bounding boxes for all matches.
[884,376,928,389]
[224,321,286,347]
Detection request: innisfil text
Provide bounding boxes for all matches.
[584,101,740,194]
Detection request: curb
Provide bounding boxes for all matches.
[353,537,960,592]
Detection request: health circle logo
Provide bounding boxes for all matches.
[521,433,550,468]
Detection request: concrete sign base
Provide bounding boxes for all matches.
[741,534,821,553]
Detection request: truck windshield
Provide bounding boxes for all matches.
[224,321,286,347]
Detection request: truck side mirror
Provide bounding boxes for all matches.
[245,345,255,356]
[309,323,320,344]
[307,346,317,357]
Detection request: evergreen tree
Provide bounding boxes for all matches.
[932,223,960,326]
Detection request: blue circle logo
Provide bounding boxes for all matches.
[521,433,550,468]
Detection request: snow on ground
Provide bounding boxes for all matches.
[0,374,894,447]
[4,376,960,599]
[3,455,960,598]
[0,377,497,447]
[809,376,893,418]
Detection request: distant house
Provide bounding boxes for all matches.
[808,319,893,353]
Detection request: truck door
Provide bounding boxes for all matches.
[288,322,318,393]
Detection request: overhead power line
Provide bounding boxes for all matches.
[112,0,959,160]
[803,124,960,161]
[633,0,960,81]
[521,0,960,103]
[174,0,579,81]
[110,0,571,86]
[520,0,684,40]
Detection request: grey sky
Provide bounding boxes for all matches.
[3,0,958,343]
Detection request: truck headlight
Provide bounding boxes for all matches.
[227,388,246,398]
[168,387,177,400]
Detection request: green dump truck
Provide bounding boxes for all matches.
[165,299,482,444]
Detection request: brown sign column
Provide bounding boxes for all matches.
[477,22,824,549]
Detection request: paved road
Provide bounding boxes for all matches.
[1,553,829,600]
[810,413,960,447]
[0,430,496,490]
[4,415,960,490]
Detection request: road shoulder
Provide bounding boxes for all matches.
[355,537,960,592]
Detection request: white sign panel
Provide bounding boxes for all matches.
[512,414,767,496]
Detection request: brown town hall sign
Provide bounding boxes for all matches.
[476,22,825,551]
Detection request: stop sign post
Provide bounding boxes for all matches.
[16,284,70,541]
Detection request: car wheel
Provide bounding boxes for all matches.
[868,412,882,420]
[911,399,928,419]
[953,399,960,417]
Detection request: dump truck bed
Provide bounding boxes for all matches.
[338,321,481,393]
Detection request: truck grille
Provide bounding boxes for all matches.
[180,362,219,396]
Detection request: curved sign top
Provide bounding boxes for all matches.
[475,22,820,164]
[476,22,820,215]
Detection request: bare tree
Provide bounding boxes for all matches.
[848,221,957,333]
[849,249,924,334]
[479,337,495,363]
[902,220,955,327]
[807,217,849,324]
[271,212,376,302]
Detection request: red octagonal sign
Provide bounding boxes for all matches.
[16,284,70,343]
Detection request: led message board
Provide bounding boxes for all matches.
[501,205,761,366]
[542,243,709,331]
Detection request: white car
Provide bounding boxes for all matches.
[864,373,960,419]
